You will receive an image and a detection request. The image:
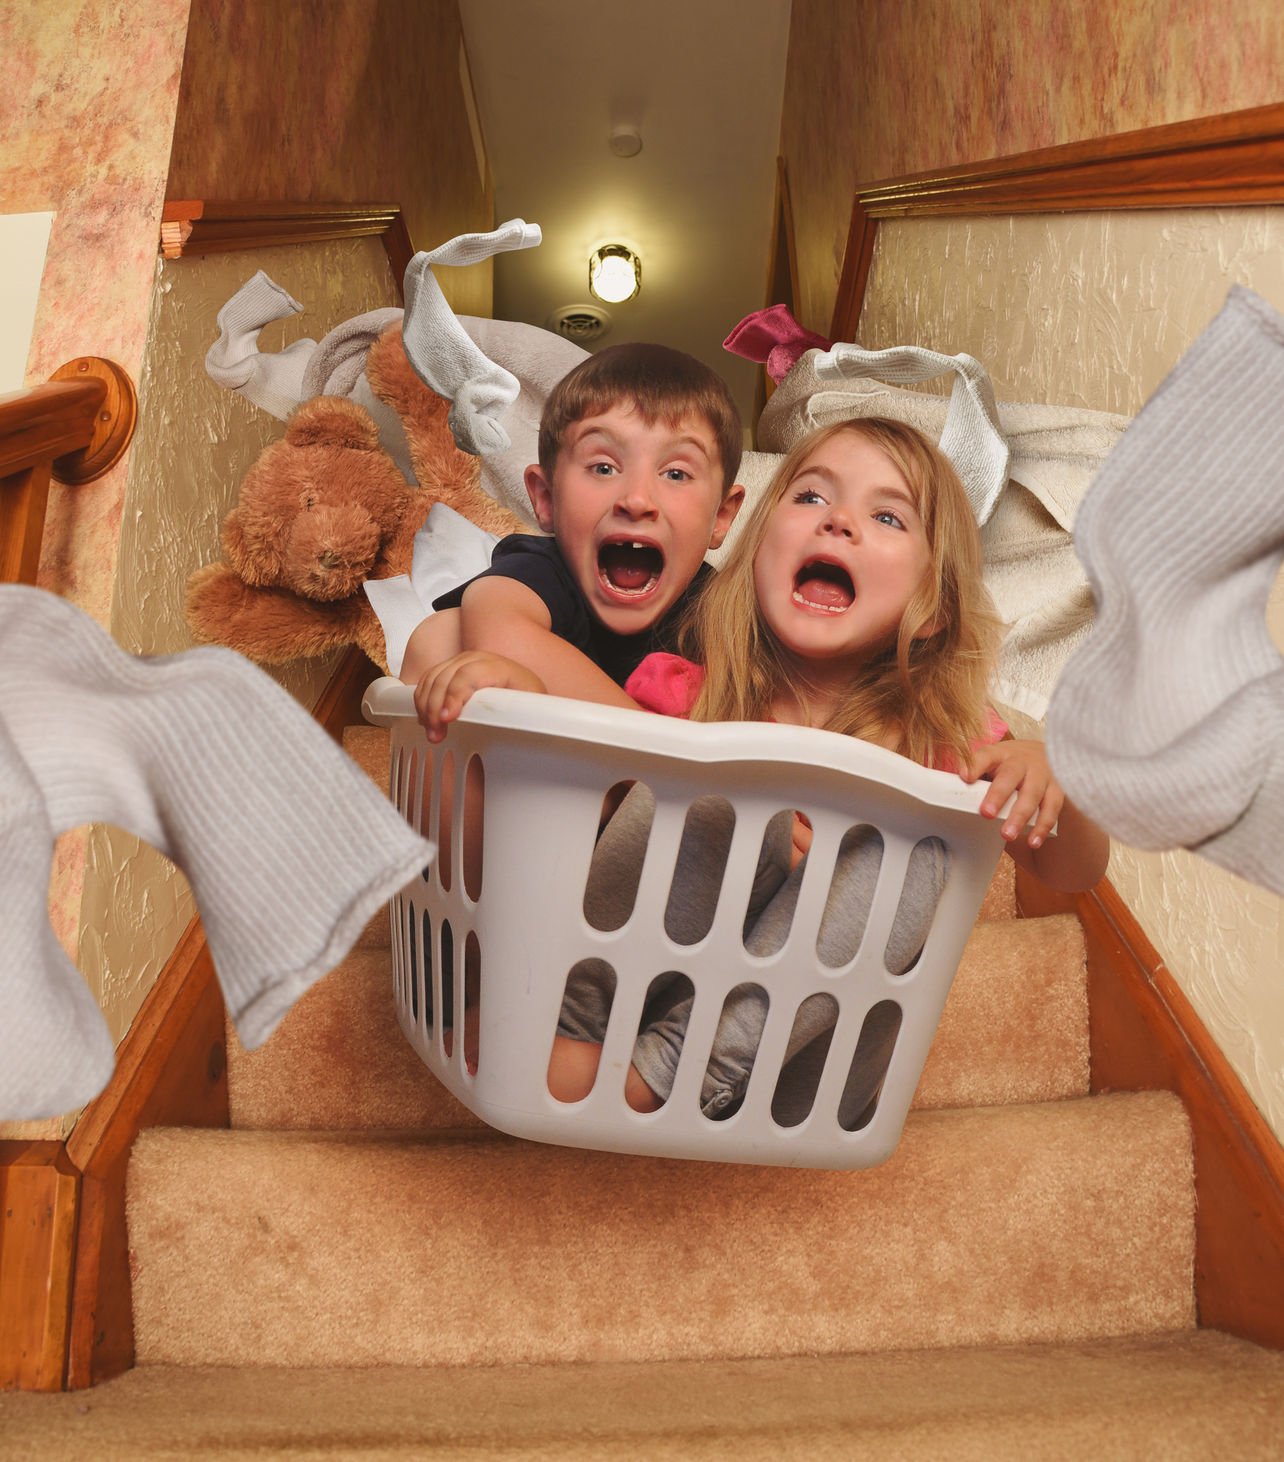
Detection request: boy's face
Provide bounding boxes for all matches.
[524,404,743,637]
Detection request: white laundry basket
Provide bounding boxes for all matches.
[362,679,1008,1169]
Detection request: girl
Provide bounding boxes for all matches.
[418,418,1108,1114]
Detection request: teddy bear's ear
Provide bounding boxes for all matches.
[285,395,382,452]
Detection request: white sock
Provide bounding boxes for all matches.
[0,586,433,1118]
[203,270,316,421]
[0,720,116,1121]
[400,219,542,456]
[1045,285,1284,894]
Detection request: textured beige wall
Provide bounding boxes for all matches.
[858,207,1284,1140]
[80,236,401,1061]
[779,0,1284,335]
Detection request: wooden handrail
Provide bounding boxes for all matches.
[0,360,137,586]
[0,378,106,478]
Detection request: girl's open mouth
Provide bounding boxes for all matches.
[793,560,854,613]
[599,540,663,595]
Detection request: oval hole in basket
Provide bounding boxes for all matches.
[462,755,485,902]
[883,837,950,975]
[547,959,617,1103]
[701,982,769,1121]
[770,993,839,1127]
[424,748,438,842]
[407,906,420,1024]
[630,971,694,1111]
[421,908,434,1029]
[462,930,481,1072]
[837,1000,903,1131]
[665,794,736,944]
[402,745,423,833]
[437,752,455,892]
[583,781,655,932]
[742,809,806,956]
[816,825,884,969]
[438,918,455,1038]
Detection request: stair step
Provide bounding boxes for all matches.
[127,1090,1193,1369]
[7,1331,1283,1460]
[226,908,1086,1131]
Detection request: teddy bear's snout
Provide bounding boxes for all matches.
[286,503,383,600]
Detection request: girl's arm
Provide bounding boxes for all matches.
[960,739,1109,893]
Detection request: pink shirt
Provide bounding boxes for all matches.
[624,651,1009,766]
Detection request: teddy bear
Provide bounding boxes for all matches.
[186,324,532,670]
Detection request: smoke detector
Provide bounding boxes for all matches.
[609,125,643,158]
[546,303,613,344]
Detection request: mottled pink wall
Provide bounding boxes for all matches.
[167,0,493,316]
[779,0,1284,335]
[1,0,191,618]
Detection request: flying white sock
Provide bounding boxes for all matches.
[1045,284,1284,896]
[400,219,542,455]
[0,586,433,1119]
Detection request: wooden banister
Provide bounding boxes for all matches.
[0,359,137,585]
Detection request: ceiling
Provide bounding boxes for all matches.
[457,0,793,427]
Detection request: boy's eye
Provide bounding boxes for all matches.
[589,462,618,476]
[662,467,692,482]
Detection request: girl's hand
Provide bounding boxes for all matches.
[415,651,546,742]
[958,739,1063,850]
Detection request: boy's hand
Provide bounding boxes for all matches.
[958,739,1062,850]
[415,651,546,743]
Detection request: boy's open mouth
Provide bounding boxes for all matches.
[598,540,664,595]
[793,559,854,613]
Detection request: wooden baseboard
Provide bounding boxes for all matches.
[1016,871,1284,1349]
[0,1142,80,1390]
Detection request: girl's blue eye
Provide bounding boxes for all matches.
[793,488,825,505]
[874,509,905,529]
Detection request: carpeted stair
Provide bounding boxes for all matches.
[6,723,1284,1458]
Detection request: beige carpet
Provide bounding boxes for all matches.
[21,722,1281,1455]
[7,1333,1284,1460]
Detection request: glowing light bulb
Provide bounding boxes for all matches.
[589,245,641,303]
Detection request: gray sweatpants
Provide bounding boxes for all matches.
[557,786,946,1124]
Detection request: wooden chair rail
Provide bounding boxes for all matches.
[161,200,415,288]
[831,99,1284,341]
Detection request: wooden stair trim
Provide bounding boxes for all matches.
[830,101,1284,340]
[61,920,229,1389]
[1016,871,1284,1349]
[0,1142,80,1391]
[160,200,414,291]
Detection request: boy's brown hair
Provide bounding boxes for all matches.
[538,342,743,493]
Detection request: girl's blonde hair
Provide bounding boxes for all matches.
[680,417,1004,768]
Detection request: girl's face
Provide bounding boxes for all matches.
[752,430,933,683]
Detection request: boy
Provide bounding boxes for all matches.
[401,342,745,733]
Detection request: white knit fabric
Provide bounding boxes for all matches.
[811,343,1012,526]
[400,218,543,456]
[0,586,433,1120]
[1045,285,1284,896]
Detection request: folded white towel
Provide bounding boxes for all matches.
[363,503,505,677]
[0,586,433,1120]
